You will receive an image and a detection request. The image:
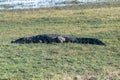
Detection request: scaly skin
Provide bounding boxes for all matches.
[11,34,105,45]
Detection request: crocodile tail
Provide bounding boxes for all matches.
[76,38,106,46]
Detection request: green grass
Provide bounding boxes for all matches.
[0,4,14,8]
[0,2,120,80]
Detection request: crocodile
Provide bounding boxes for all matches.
[11,34,105,45]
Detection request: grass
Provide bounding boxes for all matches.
[0,1,120,80]
[0,4,14,8]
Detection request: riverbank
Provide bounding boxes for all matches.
[0,0,115,10]
[0,0,120,11]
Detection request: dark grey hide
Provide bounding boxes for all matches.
[11,34,105,45]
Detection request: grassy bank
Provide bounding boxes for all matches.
[0,2,120,80]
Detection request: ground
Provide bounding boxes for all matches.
[0,1,120,80]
